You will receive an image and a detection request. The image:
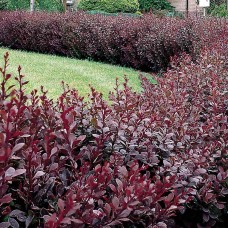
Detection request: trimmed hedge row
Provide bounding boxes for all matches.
[0,11,226,72]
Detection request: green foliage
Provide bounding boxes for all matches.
[36,0,64,12]
[86,9,142,17]
[7,0,63,12]
[78,0,139,13]
[209,3,228,18]
[0,0,8,10]
[7,0,29,10]
[138,0,173,12]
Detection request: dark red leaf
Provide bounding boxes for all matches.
[0,194,12,205]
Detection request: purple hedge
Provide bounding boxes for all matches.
[0,11,225,72]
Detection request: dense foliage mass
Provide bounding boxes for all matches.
[0,11,226,73]
[210,3,228,18]
[35,0,64,12]
[5,0,29,11]
[0,26,227,227]
[0,0,8,10]
[5,0,63,12]
[78,0,140,13]
[138,0,173,12]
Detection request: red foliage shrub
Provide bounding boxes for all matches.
[0,11,226,72]
[0,30,227,227]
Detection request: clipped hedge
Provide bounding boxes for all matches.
[78,0,140,13]
[0,11,226,72]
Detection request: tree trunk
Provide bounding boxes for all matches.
[63,0,67,13]
[30,0,35,12]
[186,0,189,17]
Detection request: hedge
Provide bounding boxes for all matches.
[0,11,226,72]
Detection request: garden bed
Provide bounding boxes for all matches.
[0,27,227,226]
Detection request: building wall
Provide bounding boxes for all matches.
[168,0,201,12]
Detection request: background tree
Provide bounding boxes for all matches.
[62,0,67,12]
[138,0,173,12]
[78,0,139,13]
[0,0,8,10]
[6,0,30,11]
[6,0,63,12]
[36,0,64,12]
[206,0,228,17]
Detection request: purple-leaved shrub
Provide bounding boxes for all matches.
[0,30,227,227]
[0,11,226,72]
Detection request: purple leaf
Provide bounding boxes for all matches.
[58,199,65,211]
[9,218,19,228]
[61,218,71,225]
[33,171,45,179]
[194,168,207,175]
[71,219,84,224]
[118,209,131,218]
[50,147,58,157]
[104,203,111,216]
[116,178,123,192]
[11,169,26,178]
[156,222,167,228]
[0,194,12,204]
[108,220,122,226]
[9,210,24,217]
[12,143,25,154]
[112,196,119,209]
[25,215,34,228]
[5,167,15,177]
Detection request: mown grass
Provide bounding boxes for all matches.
[0,48,154,100]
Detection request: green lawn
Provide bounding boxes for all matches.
[0,48,152,100]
